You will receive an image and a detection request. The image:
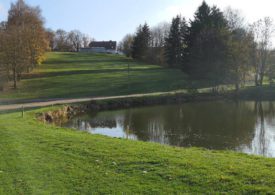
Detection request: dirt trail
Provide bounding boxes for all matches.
[0,91,179,111]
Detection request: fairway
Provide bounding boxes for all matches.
[0,52,187,102]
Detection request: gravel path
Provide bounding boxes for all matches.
[0,91,179,111]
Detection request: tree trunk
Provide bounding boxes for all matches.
[17,73,21,81]
[255,73,259,86]
[235,83,240,92]
[235,68,240,91]
[268,68,273,86]
[269,76,273,86]
[13,67,17,89]
[257,102,266,155]
[259,72,264,86]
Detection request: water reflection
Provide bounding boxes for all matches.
[239,102,275,157]
[63,101,275,157]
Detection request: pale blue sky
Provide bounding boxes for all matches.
[0,0,275,42]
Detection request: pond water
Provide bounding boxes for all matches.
[62,101,275,157]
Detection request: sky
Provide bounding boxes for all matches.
[0,0,275,42]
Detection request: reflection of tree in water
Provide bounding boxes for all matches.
[121,107,170,144]
[121,102,257,150]
[87,119,116,128]
[258,102,266,155]
[64,101,275,156]
[241,101,275,157]
[64,112,117,131]
[68,119,92,131]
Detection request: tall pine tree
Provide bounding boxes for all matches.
[179,17,189,68]
[185,1,231,86]
[131,23,151,61]
[165,16,188,68]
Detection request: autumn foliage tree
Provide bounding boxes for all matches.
[0,0,48,89]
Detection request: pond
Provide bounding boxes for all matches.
[62,101,275,157]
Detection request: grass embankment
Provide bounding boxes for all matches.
[0,52,188,101]
[1,107,275,194]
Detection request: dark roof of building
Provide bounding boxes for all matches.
[89,41,117,50]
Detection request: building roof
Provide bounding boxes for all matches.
[89,41,117,50]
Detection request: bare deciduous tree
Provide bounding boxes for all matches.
[150,22,170,48]
[46,29,55,51]
[225,7,254,90]
[82,34,93,48]
[54,29,70,51]
[251,17,274,86]
[53,30,93,51]
[68,30,84,52]
[224,7,245,30]
[119,34,134,57]
[149,22,171,65]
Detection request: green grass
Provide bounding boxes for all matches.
[0,52,188,101]
[1,52,274,103]
[1,52,275,193]
[1,108,275,194]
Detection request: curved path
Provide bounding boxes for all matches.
[0,91,181,111]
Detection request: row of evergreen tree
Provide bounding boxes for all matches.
[125,1,274,90]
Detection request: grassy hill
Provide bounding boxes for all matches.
[1,53,275,193]
[0,53,275,194]
[0,107,275,194]
[0,52,188,101]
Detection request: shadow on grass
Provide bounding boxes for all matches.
[22,68,163,80]
[43,58,133,65]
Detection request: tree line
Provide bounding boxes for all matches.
[46,29,94,52]
[118,22,170,65]
[119,1,274,90]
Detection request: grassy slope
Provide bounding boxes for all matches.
[1,52,275,193]
[0,52,188,100]
[0,108,275,194]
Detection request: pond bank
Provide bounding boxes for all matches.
[36,92,228,123]
[37,84,275,124]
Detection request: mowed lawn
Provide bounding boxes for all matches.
[1,108,275,194]
[0,52,188,101]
